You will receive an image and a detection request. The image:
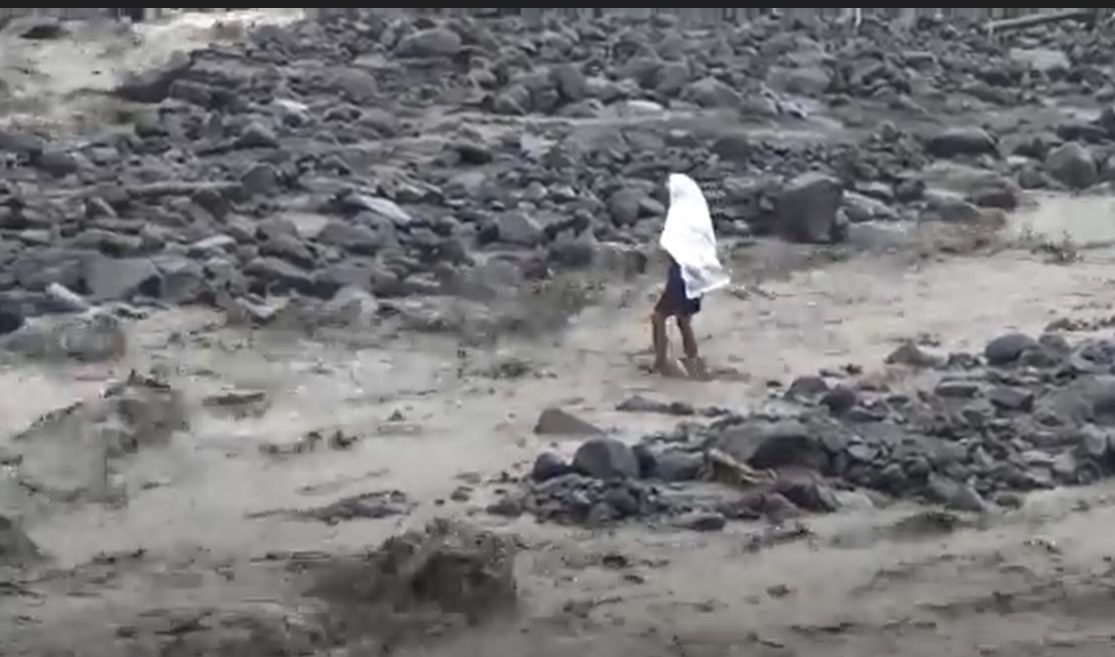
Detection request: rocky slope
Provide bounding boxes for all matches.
[2,10,1115,339]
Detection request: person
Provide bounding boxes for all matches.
[651,256,702,378]
[651,174,730,379]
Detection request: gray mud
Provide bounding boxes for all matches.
[5,8,1115,657]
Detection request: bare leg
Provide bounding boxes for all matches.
[651,312,686,377]
[677,316,708,379]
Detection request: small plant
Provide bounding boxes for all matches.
[1031,229,1080,265]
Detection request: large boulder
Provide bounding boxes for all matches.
[572,438,639,480]
[925,127,998,159]
[1045,142,1097,190]
[775,173,846,243]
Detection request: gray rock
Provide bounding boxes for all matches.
[843,191,899,223]
[649,450,703,482]
[235,121,278,149]
[551,64,588,102]
[1009,48,1070,75]
[345,194,414,227]
[84,256,162,302]
[331,68,379,104]
[493,85,531,115]
[767,65,832,96]
[531,452,570,482]
[317,220,385,256]
[925,127,998,158]
[1045,141,1097,189]
[394,28,462,58]
[674,511,726,532]
[496,212,543,246]
[534,408,604,437]
[2,312,127,363]
[773,476,840,513]
[747,421,829,471]
[572,438,639,480]
[776,172,845,244]
[685,77,742,108]
[0,515,41,566]
[985,332,1038,366]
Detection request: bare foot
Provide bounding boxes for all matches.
[655,359,689,378]
[682,357,710,381]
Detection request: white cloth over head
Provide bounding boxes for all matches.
[658,173,731,300]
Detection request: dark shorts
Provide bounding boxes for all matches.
[654,261,701,318]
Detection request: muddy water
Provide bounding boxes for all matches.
[0,9,305,130]
[3,193,1115,654]
[1007,193,1115,247]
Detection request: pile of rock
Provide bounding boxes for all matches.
[2,11,1115,329]
[515,328,1115,527]
[304,518,518,643]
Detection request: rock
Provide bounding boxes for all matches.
[572,438,639,480]
[317,286,379,328]
[236,121,279,149]
[674,511,726,532]
[1009,48,1070,75]
[496,212,543,246]
[886,342,944,368]
[46,282,91,313]
[0,514,41,566]
[985,332,1038,366]
[1045,142,1097,189]
[394,28,462,58]
[2,312,127,363]
[0,308,25,336]
[773,476,840,513]
[114,51,193,103]
[747,421,829,471]
[331,69,379,104]
[11,17,67,40]
[925,127,998,158]
[649,450,704,482]
[767,65,832,96]
[843,191,899,223]
[306,519,516,634]
[786,375,829,400]
[534,408,604,437]
[345,194,413,227]
[988,386,1034,412]
[928,475,986,513]
[531,452,570,482]
[685,77,742,108]
[551,64,588,102]
[84,256,163,302]
[776,173,845,244]
[486,496,523,517]
[820,387,857,415]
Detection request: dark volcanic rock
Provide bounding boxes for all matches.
[925,127,998,159]
[6,9,1115,356]
[1045,141,1097,189]
[775,173,846,244]
[984,332,1039,366]
[516,322,1115,528]
[572,438,639,480]
[306,519,517,637]
[534,407,604,437]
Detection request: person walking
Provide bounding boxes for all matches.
[651,173,730,379]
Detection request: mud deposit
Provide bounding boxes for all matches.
[8,8,1115,657]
